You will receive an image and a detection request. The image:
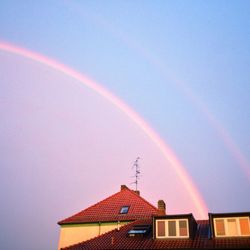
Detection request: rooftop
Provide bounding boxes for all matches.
[58,185,161,225]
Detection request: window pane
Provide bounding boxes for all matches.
[239,218,250,236]
[157,221,165,237]
[168,221,176,236]
[179,220,188,236]
[120,206,129,214]
[228,219,238,236]
[215,219,225,236]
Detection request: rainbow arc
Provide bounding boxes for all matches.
[0,41,208,218]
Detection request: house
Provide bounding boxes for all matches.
[58,185,165,249]
[58,185,250,249]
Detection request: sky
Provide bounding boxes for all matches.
[0,1,249,249]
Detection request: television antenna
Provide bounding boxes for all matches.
[132,157,141,191]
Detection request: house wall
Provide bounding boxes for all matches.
[58,221,129,249]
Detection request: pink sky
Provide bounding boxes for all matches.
[0,49,207,249]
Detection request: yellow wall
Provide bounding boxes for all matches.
[58,221,129,249]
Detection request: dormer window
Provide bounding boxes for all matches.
[119,206,129,214]
[214,217,250,237]
[156,219,189,238]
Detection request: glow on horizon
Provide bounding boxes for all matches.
[0,41,208,218]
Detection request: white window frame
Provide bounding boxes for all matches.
[214,217,250,237]
[156,219,189,239]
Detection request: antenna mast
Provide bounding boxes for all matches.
[132,157,141,191]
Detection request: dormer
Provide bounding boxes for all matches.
[209,212,250,238]
[154,214,197,239]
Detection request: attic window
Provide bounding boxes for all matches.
[156,219,189,238]
[120,206,129,214]
[214,217,250,237]
[128,225,151,237]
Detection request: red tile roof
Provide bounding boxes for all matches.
[58,186,250,249]
[61,219,250,250]
[206,237,250,249]
[58,185,160,224]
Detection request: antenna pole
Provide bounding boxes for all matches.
[133,157,141,191]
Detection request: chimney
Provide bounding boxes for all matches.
[158,200,166,215]
[134,190,140,196]
[121,185,128,191]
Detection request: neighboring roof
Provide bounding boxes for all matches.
[58,185,160,225]
[61,219,250,250]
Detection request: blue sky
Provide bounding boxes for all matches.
[0,1,250,250]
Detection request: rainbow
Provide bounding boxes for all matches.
[120,38,250,181]
[0,41,208,218]
[72,6,250,181]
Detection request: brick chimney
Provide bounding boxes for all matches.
[158,200,166,215]
[120,185,128,190]
[134,190,140,196]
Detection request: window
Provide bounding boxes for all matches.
[119,206,129,214]
[168,221,176,236]
[214,217,250,237]
[215,219,225,236]
[157,221,166,237]
[228,219,237,236]
[179,220,188,236]
[240,218,250,235]
[156,219,189,238]
[128,225,151,237]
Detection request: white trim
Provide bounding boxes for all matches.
[156,219,189,239]
[214,217,250,237]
